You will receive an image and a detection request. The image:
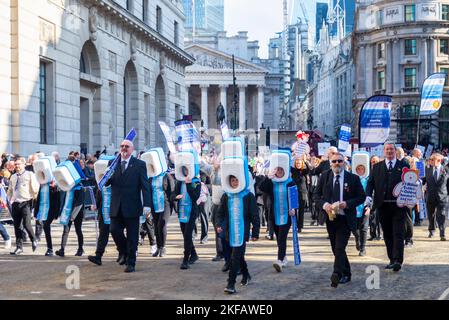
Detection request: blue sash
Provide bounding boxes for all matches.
[273,178,292,226]
[152,174,165,213]
[59,189,75,225]
[227,190,249,247]
[356,177,368,218]
[37,183,50,221]
[101,186,111,225]
[178,182,192,223]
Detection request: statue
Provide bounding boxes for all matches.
[88,6,98,41]
[216,102,226,126]
[130,34,137,61]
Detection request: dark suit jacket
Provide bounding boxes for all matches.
[107,156,151,219]
[365,159,410,211]
[310,160,330,176]
[423,166,449,206]
[313,170,365,232]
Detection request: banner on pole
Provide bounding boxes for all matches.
[359,95,392,148]
[158,121,176,154]
[420,73,446,116]
[174,120,201,153]
[338,124,352,152]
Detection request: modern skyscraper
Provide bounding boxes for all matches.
[327,0,355,38]
[316,2,328,43]
[183,0,224,37]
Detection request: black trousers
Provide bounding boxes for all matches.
[12,200,36,249]
[427,202,447,237]
[369,209,382,239]
[180,214,197,262]
[296,195,306,230]
[95,212,111,258]
[110,213,140,267]
[326,215,351,278]
[152,209,170,248]
[272,216,292,261]
[228,242,248,286]
[354,214,369,251]
[140,217,156,246]
[60,210,84,250]
[404,208,413,242]
[378,203,407,264]
[199,203,209,240]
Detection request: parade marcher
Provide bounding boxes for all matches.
[139,215,157,254]
[171,150,201,270]
[106,139,151,273]
[6,157,40,255]
[259,149,297,272]
[33,156,61,256]
[291,154,310,233]
[423,152,449,241]
[53,155,86,257]
[313,152,365,287]
[365,143,410,272]
[352,152,371,256]
[198,171,210,244]
[368,156,382,241]
[216,141,260,294]
[141,148,173,257]
[88,155,116,266]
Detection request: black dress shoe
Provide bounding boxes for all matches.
[45,249,54,257]
[385,263,394,269]
[75,249,84,257]
[10,248,23,255]
[339,275,351,284]
[428,232,434,238]
[188,254,199,264]
[117,255,127,265]
[212,255,224,262]
[359,249,366,256]
[55,249,65,257]
[224,285,236,294]
[241,274,252,286]
[32,241,38,252]
[124,265,135,273]
[152,249,160,257]
[392,263,402,272]
[180,261,190,270]
[330,273,340,288]
[222,262,230,272]
[88,255,102,266]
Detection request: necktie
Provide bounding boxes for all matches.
[332,175,340,203]
[434,168,438,181]
[15,173,22,192]
[388,161,393,171]
[121,161,127,174]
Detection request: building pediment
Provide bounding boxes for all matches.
[185,44,268,74]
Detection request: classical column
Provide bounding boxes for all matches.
[422,38,428,80]
[219,85,227,120]
[358,44,366,96]
[185,85,190,115]
[387,40,394,93]
[200,85,209,129]
[393,39,400,93]
[430,37,437,74]
[257,85,265,129]
[238,85,246,131]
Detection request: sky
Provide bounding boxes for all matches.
[224,0,284,59]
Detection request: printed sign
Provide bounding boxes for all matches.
[318,143,331,156]
[393,168,424,208]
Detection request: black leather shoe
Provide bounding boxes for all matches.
[330,273,340,288]
[180,261,190,270]
[241,274,252,286]
[88,255,102,266]
[385,263,394,269]
[222,262,230,272]
[45,249,54,257]
[355,240,360,251]
[124,265,135,273]
[159,247,166,257]
[392,263,402,272]
[224,285,236,294]
[152,249,160,257]
[75,249,84,257]
[55,249,65,257]
[32,241,38,252]
[117,254,127,266]
[428,232,434,238]
[188,254,199,264]
[10,248,23,255]
[212,255,224,262]
[339,275,351,284]
[359,249,366,256]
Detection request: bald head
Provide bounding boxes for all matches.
[120,139,134,160]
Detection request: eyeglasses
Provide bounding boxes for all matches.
[120,145,131,149]
[331,160,344,164]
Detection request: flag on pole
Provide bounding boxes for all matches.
[420,73,446,116]
[359,95,392,148]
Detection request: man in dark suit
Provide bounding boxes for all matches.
[107,139,151,273]
[365,143,410,272]
[423,153,449,240]
[314,152,365,288]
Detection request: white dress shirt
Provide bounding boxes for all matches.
[121,157,131,171]
[323,171,345,215]
[385,158,397,170]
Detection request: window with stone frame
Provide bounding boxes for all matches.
[39,60,55,145]
[440,67,449,86]
[175,83,181,98]
[174,21,179,46]
[404,67,417,88]
[405,4,415,22]
[443,5,449,20]
[143,0,149,24]
[156,6,162,33]
[378,70,385,90]
[378,42,385,60]
[440,39,449,55]
[405,39,417,55]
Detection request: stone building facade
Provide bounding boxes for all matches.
[0,0,194,157]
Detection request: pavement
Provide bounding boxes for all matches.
[0,215,448,300]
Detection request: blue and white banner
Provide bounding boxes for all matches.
[175,120,201,152]
[291,215,301,266]
[338,124,352,153]
[158,121,177,154]
[420,73,446,116]
[98,128,137,190]
[36,184,50,221]
[359,95,392,148]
